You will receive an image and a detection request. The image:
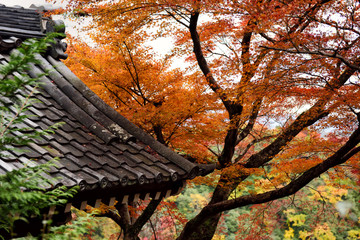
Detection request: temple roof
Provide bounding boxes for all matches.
[0,5,215,213]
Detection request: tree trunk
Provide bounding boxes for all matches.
[177,178,237,240]
[123,232,140,240]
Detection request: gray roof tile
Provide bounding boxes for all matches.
[58,157,81,172]
[106,144,123,155]
[96,168,120,183]
[103,153,126,167]
[51,172,78,188]
[1,152,17,162]
[81,153,105,168]
[0,159,16,171]
[28,142,49,155]
[121,164,146,184]
[122,151,142,164]
[83,142,104,156]
[69,141,89,154]
[53,130,74,143]
[102,165,130,183]
[17,156,37,167]
[49,141,72,155]
[73,171,99,186]
[128,141,144,151]
[134,151,157,165]
[9,161,24,170]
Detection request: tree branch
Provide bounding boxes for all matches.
[190,10,243,167]
[236,97,262,145]
[260,46,360,72]
[122,42,148,105]
[116,203,132,227]
[189,11,236,113]
[180,125,360,233]
[128,199,162,236]
[245,56,358,169]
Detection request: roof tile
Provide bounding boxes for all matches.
[102,165,131,184]
[83,142,106,156]
[28,142,49,155]
[58,156,81,172]
[17,156,37,167]
[82,153,105,168]
[73,170,99,185]
[66,131,89,144]
[105,153,127,167]
[0,152,17,162]
[0,159,16,171]
[82,167,108,188]
[96,169,120,183]
[122,151,142,164]
[49,141,71,155]
[69,140,88,154]
[54,129,74,142]
[51,172,78,188]
[121,164,146,184]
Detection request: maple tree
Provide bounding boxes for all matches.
[53,0,360,239]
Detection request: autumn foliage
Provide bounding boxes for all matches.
[52,0,360,239]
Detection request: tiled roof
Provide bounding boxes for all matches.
[0,5,215,214]
[0,5,45,39]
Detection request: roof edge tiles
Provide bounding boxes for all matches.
[48,58,201,177]
[0,36,22,52]
[0,26,45,39]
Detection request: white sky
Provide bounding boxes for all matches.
[0,0,50,8]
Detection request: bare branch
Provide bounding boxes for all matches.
[261,46,360,71]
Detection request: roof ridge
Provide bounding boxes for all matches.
[35,54,130,144]
[47,56,135,143]
[47,57,200,178]
[0,5,67,60]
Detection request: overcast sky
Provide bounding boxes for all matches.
[0,0,50,7]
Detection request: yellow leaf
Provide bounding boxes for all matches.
[299,230,310,240]
[284,227,294,240]
[347,229,360,240]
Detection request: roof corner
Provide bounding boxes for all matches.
[0,4,68,60]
